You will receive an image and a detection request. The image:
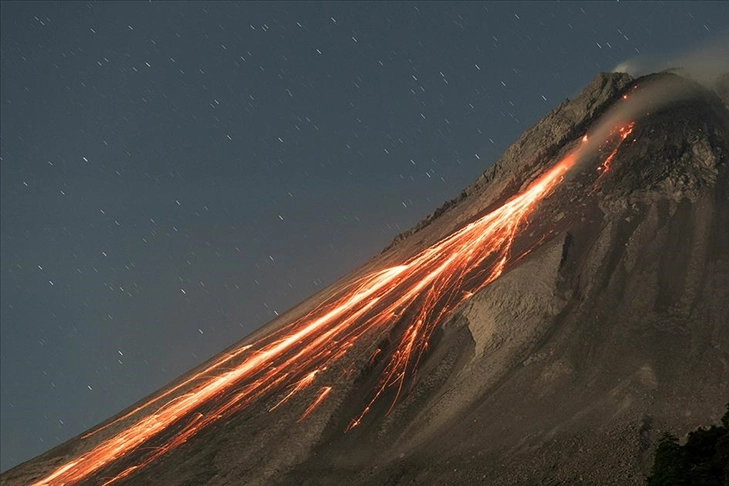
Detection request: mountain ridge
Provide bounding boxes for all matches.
[385,71,634,253]
[3,70,728,485]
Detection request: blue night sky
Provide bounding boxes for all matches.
[2,1,727,471]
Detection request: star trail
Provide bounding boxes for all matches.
[2,1,727,472]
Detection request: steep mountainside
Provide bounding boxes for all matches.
[281,71,729,486]
[3,71,728,486]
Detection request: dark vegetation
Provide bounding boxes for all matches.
[647,404,729,485]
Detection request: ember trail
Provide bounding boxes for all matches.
[32,123,635,485]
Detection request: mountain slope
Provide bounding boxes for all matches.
[282,71,729,486]
[3,71,728,486]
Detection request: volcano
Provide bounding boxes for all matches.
[3,70,729,486]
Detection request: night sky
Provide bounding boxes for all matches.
[2,1,727,472]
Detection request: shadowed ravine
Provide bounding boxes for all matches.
[3,71,728,486]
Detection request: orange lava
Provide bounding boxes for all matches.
[589,121,636,194]
[598,121,635,174]
[31,124,633,485]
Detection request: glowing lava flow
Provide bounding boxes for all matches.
[598,122,635,175]
[31,124,635,485]
[588,121,635,194]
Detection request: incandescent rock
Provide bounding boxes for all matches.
[3,71,729,486]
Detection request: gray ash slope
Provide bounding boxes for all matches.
[3,71,729,486]
[284,71,729,486]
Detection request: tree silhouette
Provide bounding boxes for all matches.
[647,404,729,486]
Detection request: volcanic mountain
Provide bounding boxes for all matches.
[3,70,729,486]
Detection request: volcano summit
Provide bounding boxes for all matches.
[2,70,728,486]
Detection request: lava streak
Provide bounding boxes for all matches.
[597,121,635,175]
[590,121,636,194]
[31,125,633,485]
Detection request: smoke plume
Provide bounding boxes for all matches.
[613,33,729,88]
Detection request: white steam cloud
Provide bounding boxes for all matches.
[568,70,717,175]
[576,35,729,159]
[582,75,692,156]
[613,33,729,88]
